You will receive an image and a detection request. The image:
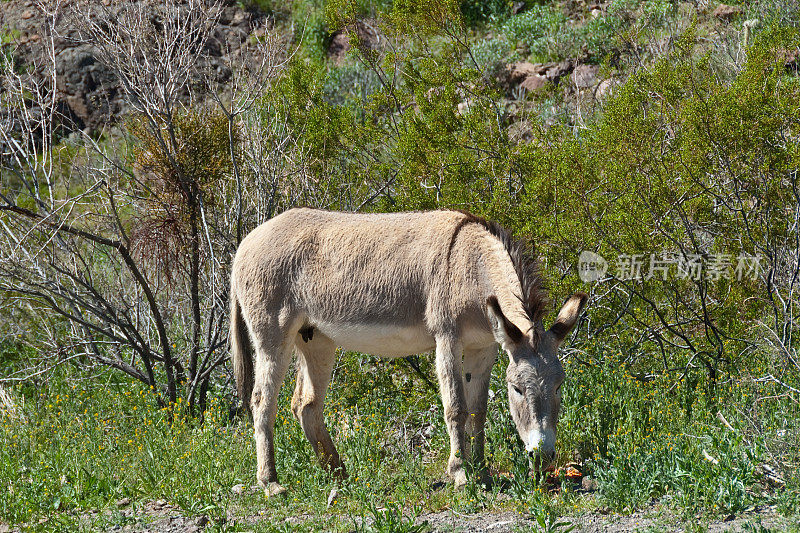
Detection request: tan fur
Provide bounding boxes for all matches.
[230,208,587,495]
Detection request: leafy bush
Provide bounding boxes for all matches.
[745,0,800,29]
[470,0,676,68]
[470,33,514,69]
[0,29,18,72]
[294,0,331,59]
[323,61,384,108]
[238,0,273,13]
[501,5,567,61]
[470,5,566,67]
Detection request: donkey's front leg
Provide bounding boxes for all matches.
[463,345,498,486]
[435,336,469,489]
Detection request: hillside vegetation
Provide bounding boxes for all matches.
[1,0,799,530]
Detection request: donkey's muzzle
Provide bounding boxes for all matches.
[529,448,556,470]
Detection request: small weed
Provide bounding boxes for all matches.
[742,518,786,533]
[0,29,20,73]
[354,501,430,533]
[515,505,575,533]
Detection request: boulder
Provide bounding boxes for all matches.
[571,64,599,88]
[520,74,548,92]
[712,3,742,21]
[328,32,351,64]
[55,44,122,131]
[498,60,575,96]
[544,59,575,83]
[594,76,621,101]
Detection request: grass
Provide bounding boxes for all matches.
[560,346,800,518]
[1,343,798,531]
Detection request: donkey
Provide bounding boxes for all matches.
[230,208,587,496]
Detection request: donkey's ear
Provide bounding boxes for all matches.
[486,296,524,347]
[548,292,588,342]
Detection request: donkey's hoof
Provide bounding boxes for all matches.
[453,470,469,490]
[327,487,341,508]
[265,482,288,498]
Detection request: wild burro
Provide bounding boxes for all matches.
[230,208,588,497]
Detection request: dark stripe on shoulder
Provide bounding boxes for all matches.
[450,210,549,334]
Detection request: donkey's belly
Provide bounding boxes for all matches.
[313,321,436,357]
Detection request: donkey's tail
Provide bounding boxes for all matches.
[230,286,254,415]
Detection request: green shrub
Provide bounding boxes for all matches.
[238,0,273,13]
[501,5,567,61]
[470,33,514,69]
[323,62,383,108]
[745,0,800,29]
[469,5,566,66]
[564,0,673,63]
[0,29,18,72]
[469,0,675,68]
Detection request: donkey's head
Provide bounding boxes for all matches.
[486,292,588,469]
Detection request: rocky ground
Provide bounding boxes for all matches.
[2,497,794,532]
[2,0,793,140]
[0,0,267,132]
[0,0,615,139]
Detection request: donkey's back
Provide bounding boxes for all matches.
[231,208,485,356]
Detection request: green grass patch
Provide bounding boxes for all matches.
[2,346,798,530]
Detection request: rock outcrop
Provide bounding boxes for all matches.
[0,0,267,132]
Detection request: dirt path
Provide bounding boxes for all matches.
[5,500,792,532]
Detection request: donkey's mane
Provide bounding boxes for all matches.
[450,210,549,329]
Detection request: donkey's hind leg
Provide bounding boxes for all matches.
[251,326,295,497]
[291,332,346,478]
